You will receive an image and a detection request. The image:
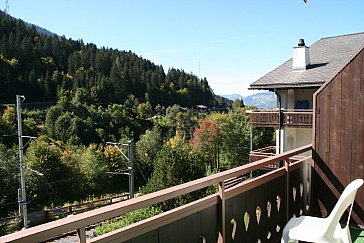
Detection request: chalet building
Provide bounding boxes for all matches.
[248,32,364,156]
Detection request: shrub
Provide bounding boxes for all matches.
[95,206,162,236]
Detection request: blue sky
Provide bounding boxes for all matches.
[3,1,364,96]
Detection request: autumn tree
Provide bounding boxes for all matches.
[190,119,220,171]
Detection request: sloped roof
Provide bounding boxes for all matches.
[250,32,364,90]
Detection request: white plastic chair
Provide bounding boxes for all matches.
[281,179,364,243]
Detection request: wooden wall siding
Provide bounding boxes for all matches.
[158,206,218,243]
[120,206,219,243]
[224,176,286,243]
[313,47,364,224]
[222,161,311,243]
[118,165,312,243]
[288,159,311,219]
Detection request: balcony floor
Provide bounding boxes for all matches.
[352,228,364,243]
[45,227,364,242]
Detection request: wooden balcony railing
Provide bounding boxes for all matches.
[249,146,310,171]
[247,110,280,127]
[0,145,312,243]
[246,109,313,128]
[249,146,277,162]
[284,111,313,127]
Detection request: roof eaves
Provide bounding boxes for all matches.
[249,82,324,90]
[314,44,364,96]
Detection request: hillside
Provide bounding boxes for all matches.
[0,11,216,108]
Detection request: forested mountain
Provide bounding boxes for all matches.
[0,11,215,107]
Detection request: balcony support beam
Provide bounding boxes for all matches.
[218,181,226,243]
[77,227,86,243]
[284,159,290,222]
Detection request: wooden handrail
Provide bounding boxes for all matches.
[0,144,312,243]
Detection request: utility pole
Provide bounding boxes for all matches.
[4,0,9,13]
[128,140,134,199]
[16,95,28,229]
[106,140,134,199]
[249,126,253,178]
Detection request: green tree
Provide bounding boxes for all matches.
[78,144,106,193]
[212,109,251,169]
[103,144,130,192]
[2,106,17,131]
[0,107,17,145]
[45,105,63,139]
[163,104,198,139]
[143,133,204,194]
[104,144,128,172]
[135,126,163,181]
[231,99,244,110]
[0,144,19,217]
[0,106,38,146]
[136,101,152,119]
[25,137,75,205]
[142,133,205,210]
[252,126,275,150]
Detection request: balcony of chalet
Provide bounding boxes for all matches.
[1,144,364,243]
[246,109,313,128]
[2,49,363,242]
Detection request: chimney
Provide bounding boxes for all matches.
[292,39,310,71]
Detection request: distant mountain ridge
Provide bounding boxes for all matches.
[221,92,276,109]
[222,94,244,101]
[25,22,56,36]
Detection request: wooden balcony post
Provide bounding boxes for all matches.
[284,159,290,222]
[77,227,86,243]
[218,181,226,243]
